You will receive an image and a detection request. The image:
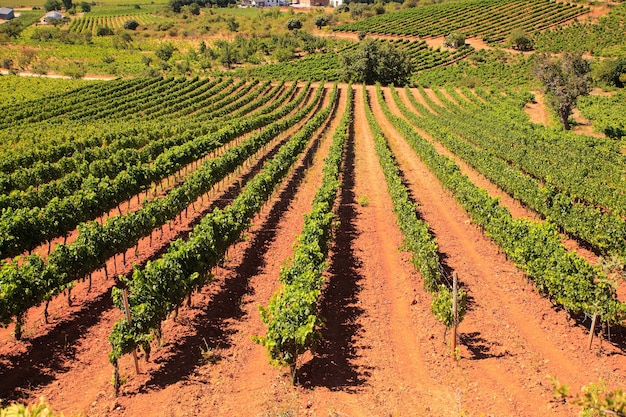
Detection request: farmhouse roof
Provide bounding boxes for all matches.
[44,11,62,19]
[0,7,15,18]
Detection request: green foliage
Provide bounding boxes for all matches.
[341,39,412,85]
[96,26,114,36]
[123,19,139,30]
[592,57,626,88]
[188,2,200,15]
[533,52,591,130]
[44,0,62,11]
[444,32,465,48]
[534,3,626,56]
[576,380,626,417]
[380,84,624,322]
[430,284,467,328]
[508,29,533,51]
[286,18,302,31]
[313,15,329,29]
[334,0,586,44]
[79,1,91,12]
[155,42,176,61]
[578,89,626,139]
[62,0,73,11]
[257,85,345,381]
[0,398,60,417]
[226,17,239,32]
[109,83,327,368]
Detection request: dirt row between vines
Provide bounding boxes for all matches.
[0,83,322,402]
[0,85,624,417]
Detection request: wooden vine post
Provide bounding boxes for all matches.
[588,313,598,350]
[122,289,140,375]
[452,272,459,358]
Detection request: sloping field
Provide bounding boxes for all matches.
[0,80,624,416]
[334,0,588,43]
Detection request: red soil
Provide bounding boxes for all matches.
[1,85,624,417]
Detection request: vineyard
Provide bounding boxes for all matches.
[67,14,169,34]
[0,78,624,416]
[333,0,587,43]
[235,38,475,81]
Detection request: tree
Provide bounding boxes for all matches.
[79,1,91,12]
[533,52,590,130]
[61,0,73,10]
[155,42,176,61]
[215,39,238,69]
[0,20,23,38]
[123,19,139,30]
[341,39,412,86]
[44,0,62,11]
[188,2,200,15]
[313,15,329,29]
[168,0,182,12]
[286,18,302,31]
[444,32,465,48]
[508,29,533,51]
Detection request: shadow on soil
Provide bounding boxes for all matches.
[0,288,114,402]
[460,331,510,360]
[298,111,369,391]
[138,97,330,392]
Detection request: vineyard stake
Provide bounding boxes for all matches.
[122,289,140,375]
[452,272,459,358]
[588,313,598,350]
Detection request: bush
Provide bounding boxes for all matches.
[123,19,139,30]
[155,42,176,61]
[79,1,91,12]
[44,0,62,11]
[593,57,626,88]
[188,2,200,15]
[286,18,302,31]
[444,32,465,48]
[96,26,114,36]
[508,29,533,51]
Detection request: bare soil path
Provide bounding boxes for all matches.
[368,85,626,417]
[1,85,624,417]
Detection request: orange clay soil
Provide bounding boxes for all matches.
[1,85,625,417]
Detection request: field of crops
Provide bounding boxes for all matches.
[0,77,624,416]
[235,38,475,80]
[334,0,587,44]
[67,13,169,34]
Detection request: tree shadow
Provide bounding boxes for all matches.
[298,101,368,391]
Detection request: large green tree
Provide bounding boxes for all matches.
[533,52,590,130]
[341,39,412,86]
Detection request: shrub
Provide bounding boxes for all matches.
[444,32,465,48]
[123,19,139,30]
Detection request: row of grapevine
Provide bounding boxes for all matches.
[375,85,624,324]
[236,39,474,82]
[578,90,626,139]
[334,0,586,44]
[256,85,351,380]
[0,78,230,195]
[363,86,467,347]
[420,86,626,216]
[0,78,157,128]
[534,3,626,56]
[395,87,626,262]
[0,80,294,259]
[0,82,314,340]
[108,84,337,394]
